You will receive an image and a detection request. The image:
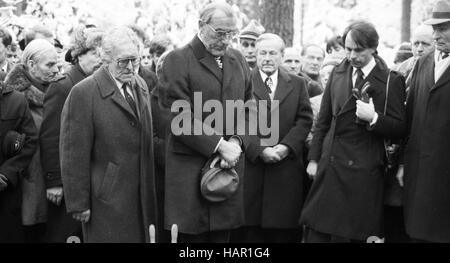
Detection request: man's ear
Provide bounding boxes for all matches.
[27,60,36,70]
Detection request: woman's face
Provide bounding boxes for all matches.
[79,47,102,75]
[29,49,59,84]
[141,47,151,67]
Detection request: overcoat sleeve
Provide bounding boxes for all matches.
[60,83,94,213]
[40,81,71,188]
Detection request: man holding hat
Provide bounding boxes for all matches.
[238,19,264,69]
[401,0,450,242]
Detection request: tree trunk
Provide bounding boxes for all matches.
[401,0,412,42]
[261,0,295,46]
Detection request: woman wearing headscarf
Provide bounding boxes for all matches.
[3,39,61,242]
[39,26,103,242]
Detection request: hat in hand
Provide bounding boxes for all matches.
[200,156,239,202]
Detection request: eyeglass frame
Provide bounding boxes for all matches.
[204,23,238,40]
[116,57,141,68]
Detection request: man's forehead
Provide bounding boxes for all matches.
[209,11,237,30]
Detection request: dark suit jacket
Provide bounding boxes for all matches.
[160,35,252,234]
[404,51,450,242]
[244,68,312,228]
[40,64,87,188]
[300,57,407,241]
[60,66,157,242]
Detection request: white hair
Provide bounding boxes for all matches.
[101,26,141,64]
[22,39,56,67]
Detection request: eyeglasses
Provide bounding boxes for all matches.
[116,57,140,68]
[205,23,238,40]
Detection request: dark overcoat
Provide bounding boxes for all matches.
[404,51,450,242]
[40,63,87,242]
[300,58,407,241]
[5,64,57,227]
[60,66,157,243]
[159,36,252,234]
[0,84,37,242]
[244,68,312,228]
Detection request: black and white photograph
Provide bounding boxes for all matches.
[0,0,449,251]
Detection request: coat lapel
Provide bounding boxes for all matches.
[273,69,293,106]
[222,49,237,95]
[95,66,138,120]
[251,68,271,101]
[190,36,223,82]
[332,62,353,116]
[431,52,450,92]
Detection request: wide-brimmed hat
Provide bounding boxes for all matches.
[239,20,265,40]
[424,0,450,25]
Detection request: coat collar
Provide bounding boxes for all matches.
[251,67,293,106]
[430,50,450,92]
[94,65,148,120]
[3,64,51,107]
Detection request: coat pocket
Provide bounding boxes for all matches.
[97,162,119,203]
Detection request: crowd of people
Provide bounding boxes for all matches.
[0,0,450,243]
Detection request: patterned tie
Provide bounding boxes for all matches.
[264,76,273,95]
[354,68,364,90]
[215,56,223,69]
[121,83,138,118]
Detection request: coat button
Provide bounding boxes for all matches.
[348,160,354,166]
[130,122,136,127]
[330,156,335,162]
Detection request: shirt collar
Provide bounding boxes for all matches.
[353,57,376,78]
[259,69,278,83]
[435,49,450,62]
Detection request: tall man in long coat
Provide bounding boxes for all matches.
[60,26,157,243]
[300,21,407,242]
[401,0,450,243]
[159,2,252,243]
[237,33,312,243]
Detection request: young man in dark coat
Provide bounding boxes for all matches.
[236,33,312,243]
[159,2,252,243]
[60,26,157,243]
[400,0,450,243]
[40,26,103,243]
[300,21,407,242]
[0,83,38,243]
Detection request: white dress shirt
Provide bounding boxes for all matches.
[259,69,279,100]
[434,51,450,83]
[107,69,135,100]
[352,57,378,126]
[352,57,376,87]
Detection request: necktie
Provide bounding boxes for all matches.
[264,76,273,95]
[354,68,364,90]
[442,52,449,60]
[121,83,138,118]
[215,57,223,69]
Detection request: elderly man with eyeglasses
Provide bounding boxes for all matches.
[159,2,253,243]
[59,26,158,243]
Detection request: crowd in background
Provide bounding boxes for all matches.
[0,0,449,243]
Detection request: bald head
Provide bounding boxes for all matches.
[21,39,59,84]
[411,24,434,57]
